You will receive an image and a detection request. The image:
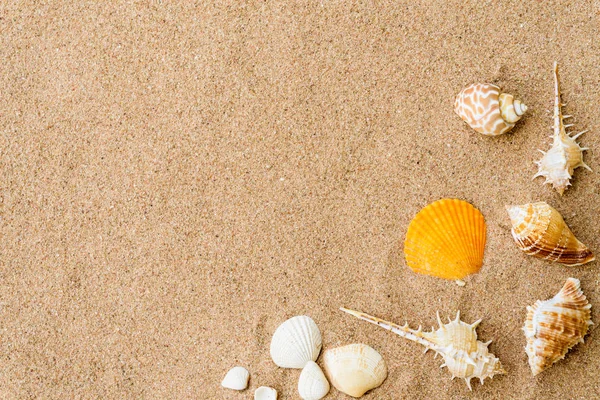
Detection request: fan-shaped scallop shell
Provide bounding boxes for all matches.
[322,343,387,398]
[221,366,250,391]
[454,83,527,136]
[404,199,486,283]
[298,361,330,400]
[341,308,505,390]
[270,316,322,369]
[506,202,594,266]
[524,278,592,375]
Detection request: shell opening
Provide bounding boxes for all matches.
[499,93,526,123]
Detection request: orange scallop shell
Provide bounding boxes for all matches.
[404,199,486,280]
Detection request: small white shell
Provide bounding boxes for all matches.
[221,366,249,391]
[270,316,322,369]
[298,361,330,400]
[323,343,387,397]
[254,386,278,400]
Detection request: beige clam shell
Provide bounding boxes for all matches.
[221,366,249,391]
[323,343,387,398]
[270,316,322,369]
[254,386,278,400]
[524,278,592,375]
[298,361,330,400]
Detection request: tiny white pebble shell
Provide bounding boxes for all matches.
[298,361,330,400]
[254,386,278,400]
[221,366,249,391]
[270,316,322,369]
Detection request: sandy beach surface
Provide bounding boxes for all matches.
[2,1,600,398]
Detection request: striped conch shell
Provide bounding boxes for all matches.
[534,62,591,195]
[505,202,594,266]
[454,83,527,135]
[341,308,505,390]
[524,278,592,375]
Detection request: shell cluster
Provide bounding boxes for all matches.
[506,202,594,266]
[534,62,591,195]
[524,278,592,375]
[222,62,597,397]
[454,83,527,136]
[404,198,486,284]
[341,308,505,390]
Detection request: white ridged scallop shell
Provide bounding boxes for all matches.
[221,366,249,391]
[323,343,387,397]
[254,386,278,400]
[270,316,322,369]
[298,361,330,400]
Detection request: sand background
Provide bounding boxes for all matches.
[2,1,600,398]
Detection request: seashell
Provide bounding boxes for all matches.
[506,202,594,266]
[454,83,527,135]
[254,386,278,400]
[322,343,387,398]
[524,278,592,375]
[221,366,249,391]
[534,62,591,195]
[341,308,505,390]
[298,361,330,400]
[404,198,486,285]
[270,315,322,369]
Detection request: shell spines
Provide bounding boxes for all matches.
[341,308,504,390]
[534,62,591,194]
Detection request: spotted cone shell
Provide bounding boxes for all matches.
[524,278,592,375]
[454,83,527,136]
[506,202,594,266]
[404,199,486,283]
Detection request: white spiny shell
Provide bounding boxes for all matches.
[322,343,387,397]
[221,366,249,391]
[270,316,322,369]
[524,278,592,375]
[298,361,330,400]
[534,62,591,195]
[254,386,278,400]
[454,83,527,136]
[341,308,505,390]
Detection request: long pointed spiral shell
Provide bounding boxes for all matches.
[340,308,505,390]
[505,202,594,266]
[534,62,591,195]
[524,278,592,375]
[454,83,527,136]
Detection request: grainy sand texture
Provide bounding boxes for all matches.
[2,1,600,399]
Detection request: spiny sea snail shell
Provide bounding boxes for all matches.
[454,83,528,136]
